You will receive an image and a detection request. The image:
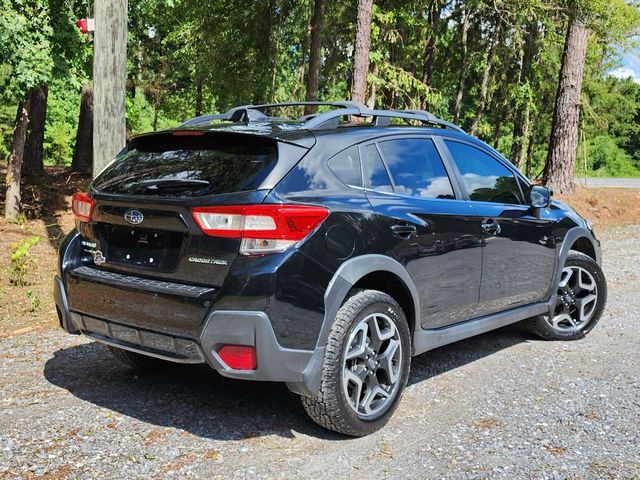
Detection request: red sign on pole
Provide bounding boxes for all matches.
[76,18,95,34]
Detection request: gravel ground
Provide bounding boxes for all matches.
[1,225,639,479]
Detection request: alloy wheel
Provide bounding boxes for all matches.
[342,312,403,419]
[546,266,598,333]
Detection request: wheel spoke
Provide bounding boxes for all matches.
[552,313,572,328]
[360,382,390,416]
[369,315,395,348]
[577,294,597,322]
[343,368,364,411]
[558,268,573,288]
[376,338,400,384]
[578,270,596,292]
[345,322,368,360]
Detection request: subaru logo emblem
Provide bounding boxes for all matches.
[124,209,144,225]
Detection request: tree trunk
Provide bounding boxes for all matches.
[71,86,93,174]
[270,1,283,103]
[296,22,311,100]
[304,0,326,115]
[368,62,379,108]
[153,85,161,131]
[93,0,128,177]
[195,77,203,117]
[544,17,589,194]
[526,127,536,178]
[453,7,470,124]
[492,113,502,149]
[421,1,441,109]
[510,22,539,168]
[350,0,374,104]
[4,98,31,220]
[22,84,48,180]
[469,19,501,136]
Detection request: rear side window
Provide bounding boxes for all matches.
[362,145,393,192]
[93,134,278,197]
[377,138,455,199]
[444,140,524,205]
[327,146,362,187]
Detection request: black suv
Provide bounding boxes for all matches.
[55,101,606,436]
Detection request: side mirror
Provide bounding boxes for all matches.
[529,185,552,209]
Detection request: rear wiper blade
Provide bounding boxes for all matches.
[130,178,211,190]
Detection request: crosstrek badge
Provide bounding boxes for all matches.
[188,257,228,266]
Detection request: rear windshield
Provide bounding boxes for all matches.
[93,133,278,197]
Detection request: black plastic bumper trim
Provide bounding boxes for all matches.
[70,266,216,299]
[54,276,79,334]
[72,312,205,363]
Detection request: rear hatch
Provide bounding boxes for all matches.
[79,131,309,288]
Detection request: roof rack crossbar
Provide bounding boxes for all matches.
[179,101,465,133]
[304,107,465,133]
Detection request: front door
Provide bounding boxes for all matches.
[442,139,557,318]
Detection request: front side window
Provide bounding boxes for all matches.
[362,144,393,192]
[444,140,523,204]
[377,138,455,199]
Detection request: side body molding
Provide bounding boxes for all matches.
[290,254,421,396]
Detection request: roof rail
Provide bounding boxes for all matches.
[179,101,464,133]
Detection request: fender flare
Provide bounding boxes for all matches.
[545,226,601,314]
[288,254,420,397]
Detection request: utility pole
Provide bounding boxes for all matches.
[92,0,128,177]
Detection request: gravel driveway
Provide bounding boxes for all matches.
[1,226,639,479]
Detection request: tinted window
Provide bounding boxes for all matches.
[328,146,362,187]
[445,141,523,204]
[93,134,278,197]
[378,139,454,199]
[363,145,393,192]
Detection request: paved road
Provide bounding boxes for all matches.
[575,177,640,188]
[1,226,639,479]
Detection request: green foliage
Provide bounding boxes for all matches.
[579,135,640,177]
[44,79,81,166]
[126,91,178,135]
[0,0,53,102]
[9,236,40,286]
[26,290,41,312]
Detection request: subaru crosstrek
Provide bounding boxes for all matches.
[55,101,606,436]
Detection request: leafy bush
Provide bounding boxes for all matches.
[126,91,178,135]
[26,290,41,312]
[582,135,640,177]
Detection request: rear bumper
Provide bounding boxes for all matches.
[54,275,314,387]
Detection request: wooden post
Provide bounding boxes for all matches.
[92,0,128,177]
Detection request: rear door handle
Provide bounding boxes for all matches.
[481,219,501,236]
[391,223,417,239]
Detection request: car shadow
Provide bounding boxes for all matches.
[43,323,536,441]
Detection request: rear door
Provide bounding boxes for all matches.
[362,136,483,329]
[441,139,557,317]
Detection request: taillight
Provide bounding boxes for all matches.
[217,345,257,370]
[72,192,95,222]
[192,204,329,255]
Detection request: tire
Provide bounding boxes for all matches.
[108,345,171,371]
[524,251,607,341]
[301,289,411,437]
